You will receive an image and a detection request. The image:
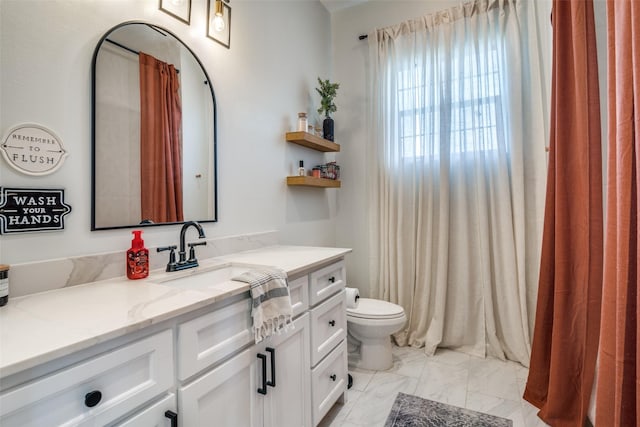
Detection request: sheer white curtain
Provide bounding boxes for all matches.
[367,0,547,365]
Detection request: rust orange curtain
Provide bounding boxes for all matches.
[523,1,603,426]
[595,1,640,425]
[139,52,183,223]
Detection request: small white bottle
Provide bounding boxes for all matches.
[298,160,305,176]
[297,112,308,132]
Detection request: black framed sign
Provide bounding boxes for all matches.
[0,188,72,234]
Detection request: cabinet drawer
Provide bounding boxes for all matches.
[0,330,174,427]
[311,341,347,426]
[113,393,176,427]
[178,297,253,380]
[309,260,345,306]
[310,290,346,366]
[289,275,309,318]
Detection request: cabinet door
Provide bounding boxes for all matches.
[179,348,262,427]
[262,313,312,427]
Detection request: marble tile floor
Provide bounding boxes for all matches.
[318,345,550,427]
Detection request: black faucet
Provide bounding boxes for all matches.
[157,221,207,272]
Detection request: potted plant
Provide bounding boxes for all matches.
[316,77,340,141]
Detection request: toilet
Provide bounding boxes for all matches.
[346,298,406,371]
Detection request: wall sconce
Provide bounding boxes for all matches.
[213,0,225,32]
[207,0,231,49]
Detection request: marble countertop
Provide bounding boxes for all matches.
[0,245,350,378]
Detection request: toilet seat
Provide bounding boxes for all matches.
[347,298,404,320]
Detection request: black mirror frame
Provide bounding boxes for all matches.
[90,21,218,231]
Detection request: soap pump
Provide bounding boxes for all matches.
[127,230,149,280]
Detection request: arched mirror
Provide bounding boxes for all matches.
[91,21,217,230]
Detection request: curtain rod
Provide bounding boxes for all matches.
[104,39,180,74]
[106,38,139,56]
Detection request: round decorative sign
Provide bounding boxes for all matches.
[1,124,68,176]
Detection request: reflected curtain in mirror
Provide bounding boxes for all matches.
[139,52,184,223]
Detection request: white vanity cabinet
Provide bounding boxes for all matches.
[178,313,311,427]
[0,248,350,427]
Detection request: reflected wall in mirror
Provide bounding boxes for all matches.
[92,22,217,230]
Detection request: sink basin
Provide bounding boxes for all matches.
[155,263,258,290]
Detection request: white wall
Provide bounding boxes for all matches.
[0,0,337,265]
[331,0,553,297]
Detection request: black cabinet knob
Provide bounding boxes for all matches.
[328,276,336,283]
[330,374,337,381]
[84,390,102,408]
[165,410,178,427]
[329,320,336,327]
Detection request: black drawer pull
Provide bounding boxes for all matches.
[266,347,276,388]
[165,410,178,427]
[84,390,102,408]
[257,353,268,395]
[330,374,337,381]
[328,276,336,283]
[329,320,336,327]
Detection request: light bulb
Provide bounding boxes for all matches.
[213,14,225,32]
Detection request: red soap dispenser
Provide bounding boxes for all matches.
[126,230,149,280]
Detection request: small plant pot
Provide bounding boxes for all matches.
[323,117,334,141]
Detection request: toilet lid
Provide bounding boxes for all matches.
[347,298,405,319]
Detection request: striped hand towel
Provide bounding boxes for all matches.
[232,268,294,343]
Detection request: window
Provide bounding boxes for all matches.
[397,42,503,159]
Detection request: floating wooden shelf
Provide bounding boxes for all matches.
[286,176,341,188]
[285,131,340,152]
